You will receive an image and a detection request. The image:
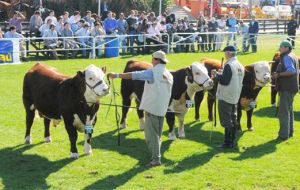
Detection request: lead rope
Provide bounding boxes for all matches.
[210,57,224,144]
[107,76,121,146]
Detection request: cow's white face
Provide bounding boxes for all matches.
[84,64,109,101]
[253,61,271,87]
[190,62,214,90]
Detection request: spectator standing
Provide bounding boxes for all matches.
[238,20,249,52]
[272,40,299,140]
[69,11,81,32]
[29,11,43,37]
[117,12,128,54]
[167,22,182,52]
[166,9,176,24]
[287,15,298,48]
[184,23,196,52]
[248,15,259,52]
[127,10,139,54]
[39,18,52,36]
[207,17,218,52]
[197,15,208,51]
[9,11,25,33]
[226,11,238,49]
[216,15,226,51]
[104,11,118,34]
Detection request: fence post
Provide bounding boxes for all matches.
[284,20,287,33]
[263,20,266,32]
[167,34,170,54]
[277,19,279,32]
[92,37,96,59]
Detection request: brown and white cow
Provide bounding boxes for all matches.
[194,58,271,131]
[23,63,109,159]
[270,52,300,106]
[120,60,214,140]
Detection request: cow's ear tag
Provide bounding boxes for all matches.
[186,100,194,108]
[85,125,93,134]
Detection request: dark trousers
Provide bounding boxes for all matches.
[287,34,296,47]
[198,34,207,51]
[248,34,257,52]
[208,34,216,51]
[218,100,238,145]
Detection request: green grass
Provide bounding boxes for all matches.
[1,36,300,190]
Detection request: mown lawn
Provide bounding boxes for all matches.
[0,36,300,190]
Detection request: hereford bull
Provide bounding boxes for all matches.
[23,63,109,159]
[270,52,300,106]
[194,58,271,131]
[120,60,214,140]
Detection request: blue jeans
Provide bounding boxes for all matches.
[227,32,237,48]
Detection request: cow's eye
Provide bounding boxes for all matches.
[195,72,200,75]
[89,77,93,80]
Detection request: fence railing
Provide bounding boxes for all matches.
[4,32,298,59]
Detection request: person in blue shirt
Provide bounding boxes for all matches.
[248,15,259,53]
[226,11,238,49]
[104,11,118,35]
[42,24,59,59]
[117,12,128,54]
[238,20,249,52]
[272,40,299,140]
[75,23,91,57]
[4,25,26,60]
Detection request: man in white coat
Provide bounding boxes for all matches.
[108,51,173,166]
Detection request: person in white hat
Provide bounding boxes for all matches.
[108,50,173,167]
[226,11,238,49]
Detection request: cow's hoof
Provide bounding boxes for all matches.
[248,127,254,131]
[25,136,32,144]
[44,136,52,143]
[168,133,177,140]
[70,152,79,159]
[120,123,127,129]
[195,117,200,121]
[271,103,276,107]
[139,118,145,131]
[178,133,186,139]
[84,142,92,155]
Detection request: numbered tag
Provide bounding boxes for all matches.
[186,100,195,108]
[249,101,257,109]
[85,125,93,134]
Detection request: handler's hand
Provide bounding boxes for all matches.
[107,72,117,79]
[211,69,217,76]
[272,72,279,80]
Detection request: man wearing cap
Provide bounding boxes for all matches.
[248,15,259,53]
[212,45,244,148]
[272,40,299,140]
[226,11,238,49]
[108,51,173,166]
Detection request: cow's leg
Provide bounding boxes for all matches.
[120,96,131,129]
[178,113,186,138]
[194,91,204,121]
[25,109,35,144]
[44,118,52,143]
[246,109,254,131]
[207,92,215,121]
[236,104,242,131]
[136,99,145,131]
[271,86,277,106]
[84,133,92,155]
[64,118,79,159]
[166,112,176,140]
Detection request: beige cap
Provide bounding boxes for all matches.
[152,50,169,63]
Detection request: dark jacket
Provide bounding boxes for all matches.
[287,20,298,35]
[248,20,259,34]
[276,52,299,93]
[207,21,218,32]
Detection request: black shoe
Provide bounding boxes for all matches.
[218,143,234,149]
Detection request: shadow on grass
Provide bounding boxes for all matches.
[0,143,73,190]
[164,121,242,174]
[232,139,283,161]
[254,107,300,121]
[83,129,174,189]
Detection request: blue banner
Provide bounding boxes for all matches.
[0,39,20,65]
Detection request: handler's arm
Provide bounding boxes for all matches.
[215,64,232,86]
[108,69,154,82]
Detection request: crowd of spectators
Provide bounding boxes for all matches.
[0,7,298,60]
